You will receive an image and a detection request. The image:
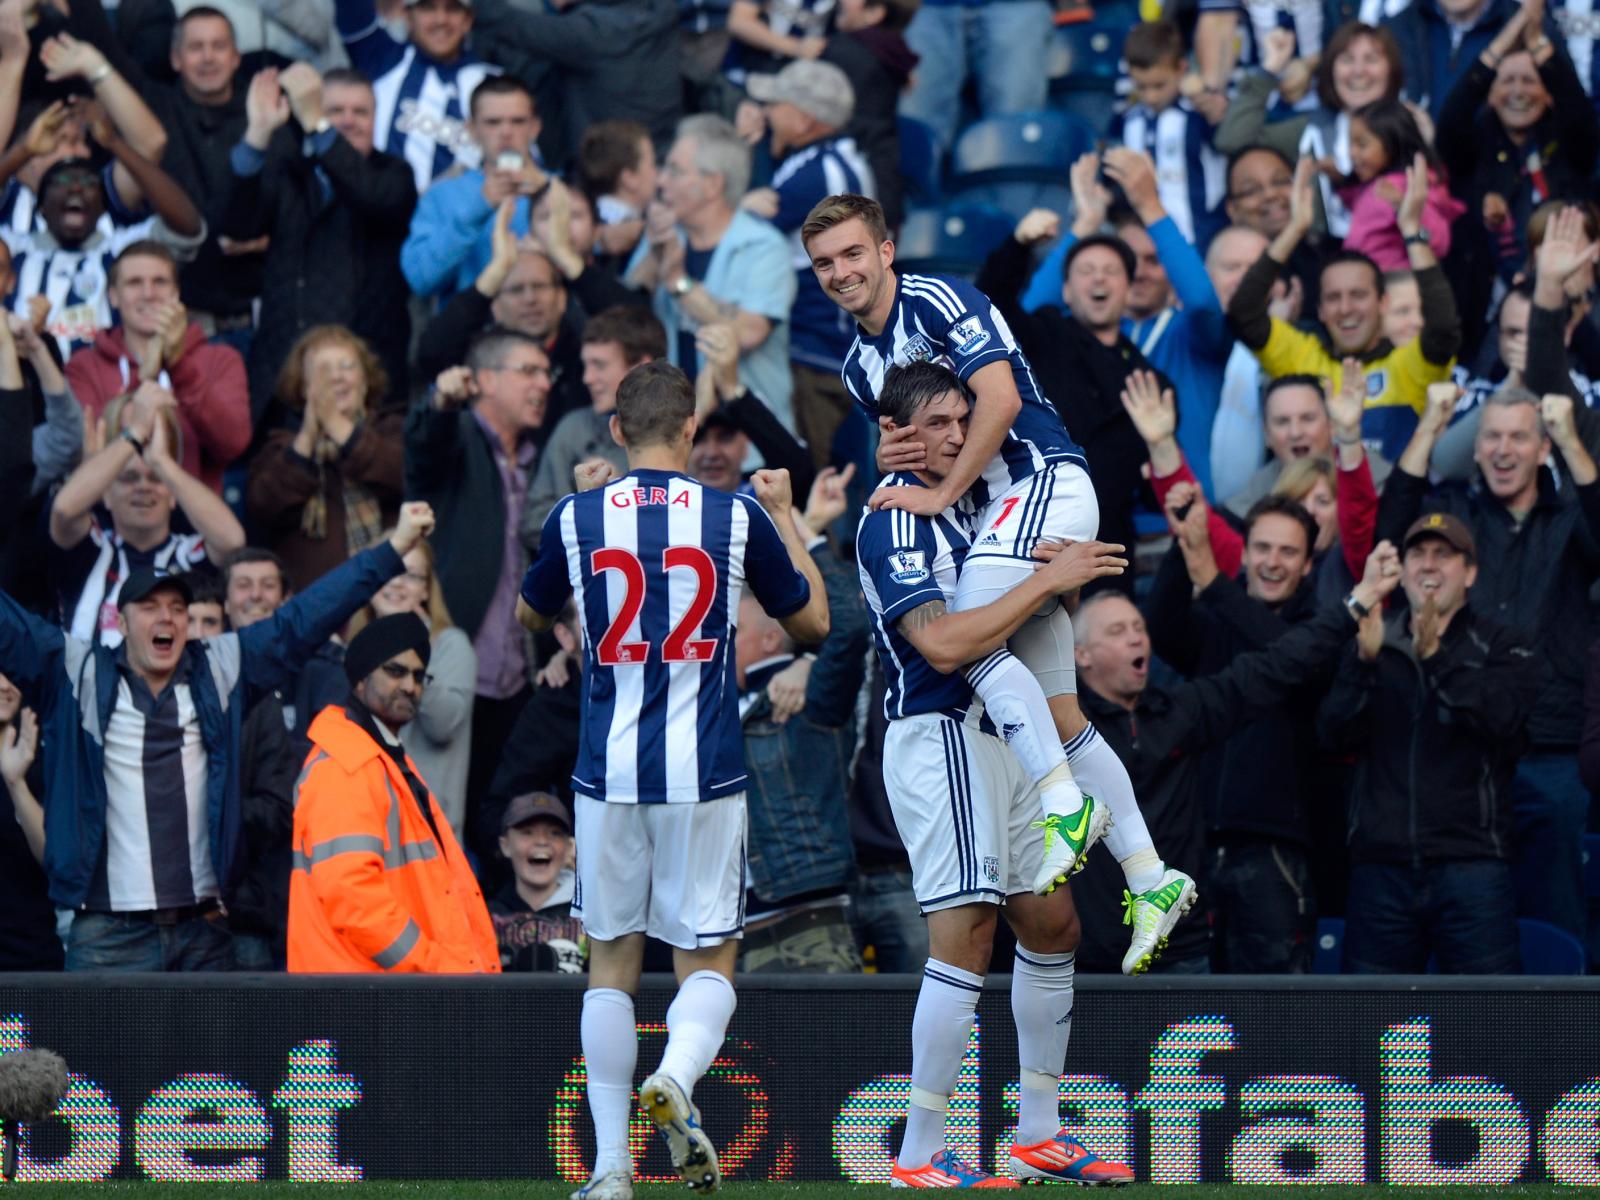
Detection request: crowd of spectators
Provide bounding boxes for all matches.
[0,0,1598,979]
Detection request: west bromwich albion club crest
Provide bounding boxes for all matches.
[888,550,930,585]
[903,333,935,362]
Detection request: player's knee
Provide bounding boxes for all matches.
[927,904,998,971]
[1011,896,1080,955]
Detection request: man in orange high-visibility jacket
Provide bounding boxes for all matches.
[289,612,499,973]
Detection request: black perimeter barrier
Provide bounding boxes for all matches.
[1,973,1598,1185]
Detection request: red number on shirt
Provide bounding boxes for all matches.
[590,546,721,666]
[987,497,1021,529]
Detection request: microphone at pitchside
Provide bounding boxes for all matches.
[0,1049,69,1181]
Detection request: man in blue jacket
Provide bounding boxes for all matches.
[0,502,435,971]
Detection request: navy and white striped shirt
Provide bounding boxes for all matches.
[842,272,1087,507]
[1555,0,1600,106]
[857,476,976,721]
[339,2,499,195]
[771,135,875,372]
[1111,100,1227,246]
[520,469,812,805]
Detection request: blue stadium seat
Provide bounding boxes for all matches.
[949,111,1098,191]
[1519,918,1586,975]
[1585,833,1600,898]
[1313,917,1344,974]
[1049,22,1124,91]
[898,115,942,207]
[1050,88,1120,138]
[947,181,1075,228]
[894,204,1016,278]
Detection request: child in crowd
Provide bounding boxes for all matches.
[1340,99,1464,270]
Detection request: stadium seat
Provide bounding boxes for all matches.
[949,111,1098,192]
[947,181,1075,228]
[1048,23,1124,91]
[1518,918,1586,975]
[1585,833,1600,898]
[1313,917,1344,974]
[899,115,943,207]
[1050,88,1120,138]
[894,204,1016,278]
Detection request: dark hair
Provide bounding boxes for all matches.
[39,156,100,201]
[109,239,179,286]
[1318,248,1384,297]
[322,67,373,90]
[1316,22,1404,110]
[802,193,888,252]
[615,360,695,448]
[878,0,919,33]
[879,362,970,428]
[467,326,545,373]
[1349,97,1440,178]
[469,75,537,119]
[185,570,225,610]
[173,5,236,51]
[1243,495,1318,556]
[1124,20,1185,70]
[1262,373,1327,416]
[1225,144,1293,197]
[578,120,652,196]
[581,306,667,365]
[1063,233,1137,281]
[221,547,290,597]
[1496,282,1535,327]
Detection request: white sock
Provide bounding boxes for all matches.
[901,959,984,1166]
[1011,949,1075,1145]
[582,988,638,1175]
[657,970,736,1099]
[1064,724,1164,891]
[965,651,1082,818]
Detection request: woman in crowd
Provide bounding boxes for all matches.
[347,536,477,841]
[246,326,405,593]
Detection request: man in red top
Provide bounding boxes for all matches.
[66,240,250,495]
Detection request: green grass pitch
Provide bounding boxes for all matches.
[2,1184,1586,1198]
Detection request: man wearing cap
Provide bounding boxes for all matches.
[1379,381,1600,950]
[738,59,873,469]
[490,791,585,973]
[288,611,498,974]
[0,502,436,971]
[1321,508,1540,974]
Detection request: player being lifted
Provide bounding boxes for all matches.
[517,362,830,1200]
[803,193,1194,972]
[859,362,1135,1187]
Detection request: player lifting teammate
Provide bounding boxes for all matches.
[518,362,830,1200]
[803,193,1194,973]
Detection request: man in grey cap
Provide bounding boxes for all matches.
[740,59,875,468]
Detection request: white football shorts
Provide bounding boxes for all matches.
[572,794,746,948]
[882,712,1044,912]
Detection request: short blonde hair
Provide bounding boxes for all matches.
[1273,455,1336,503]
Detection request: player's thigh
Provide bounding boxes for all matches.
[965,463,1100,567]
[644,796,748,951]
[955,556,1079,699]
[572,796,651,943]
[884,715,1014,913]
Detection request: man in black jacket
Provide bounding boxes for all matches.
[223,63,417,423]
[1068,542,1402,974]
[977,223,1170,594]
[1320,513,1537,974]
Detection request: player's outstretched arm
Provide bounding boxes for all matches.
[897,540,1126,673]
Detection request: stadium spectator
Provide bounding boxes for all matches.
[1070,544,1402,973]
[737,465,866,973]
[626,114,798,433]
[335,0,499,194]
[1215,22,1405,240]
[116,0,342,79]
[469,0,681,167]
[521,306,665,553]
[246,326,405,592]
[1338,101,1464,272]
[1390,0,1557,120]
[3,110,205,359]
[895,0,1053,154]
[1,505,433,971]
[688,321,815,496]
[1227,154,1462,462]
[738,59,871,468]
[400,75,548,300]
[49,389,245,645]
[134,8,266,347]
[1320,513,1536,973]
[0,674,59,970]
[490,790,586,972]
[347,533,476,839]
[224,63,419,420]
[65,241,251,496]
[817,0,916,232]
[533,175,653,321]
[288,608,500,974]
[414,204,586,427]
[1383,269,1424,346]
[185,573,296,972]
[724,0,831,80]
[577,119,655,265]
[404,332,549,860]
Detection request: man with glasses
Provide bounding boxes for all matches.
[288,610,500,973]
[404,326,550,861]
